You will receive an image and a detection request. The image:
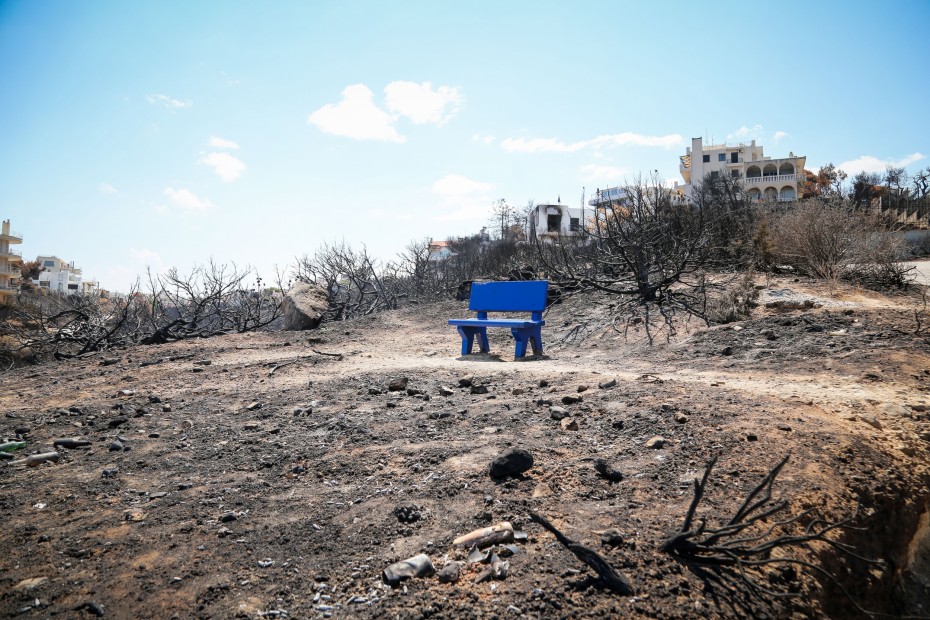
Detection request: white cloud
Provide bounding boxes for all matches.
[130,247,162,265]
[501,132,683,153]
[385,81,462,126]
[472,134,496,145]
[99,182,117,194]
[431,174,493,197]
[580,164,629,183]
[208,136,240,149]
[726,125,764,142]
[164,187,215,211]
[773,131,789,143]
[146,94,192,110]
[838,152,926,176]
[431,174,495,222]
[200,152,246,182]
[308,84,403,142]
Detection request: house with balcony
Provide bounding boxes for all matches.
[0,220,23,300]
[34,255,85,293]
[679,137,806,202]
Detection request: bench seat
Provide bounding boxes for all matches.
[448,280,549,358]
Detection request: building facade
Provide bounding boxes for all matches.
[0,220,23,300]
[34,255,87,293]
[679,137,806,202]
[527,203,585,241]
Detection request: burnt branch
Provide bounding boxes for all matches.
[529,510,634,596]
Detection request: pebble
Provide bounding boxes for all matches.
[109,440,124,452]
[746,433,758,442]
[512,387,525,396]
[108,417,128,429]
[600,529,625,546]
[148,395,161,403]
[674,413,689,424]
[858,414,883,430]
[598,378,617,389]
[549,406,569,420]
[561,395,582,405]
[102,468,119,478]
[437,562,461,584]
[471,385,489,395]
[438,386,454,396]
[489,447,534,479]
[594,459,624,482]
[458,376,473,388]
[388,377,409,392]
[644,436,666,449]
[245,402,263,411]
[560,418,579,431]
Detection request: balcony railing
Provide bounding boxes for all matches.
[745,173,799,185]
[0,248,22,258]
[1,229,23,241]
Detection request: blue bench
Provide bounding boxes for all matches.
[448,280,548,358]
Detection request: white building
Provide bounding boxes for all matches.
[679,137,806,202]
[527,202,585,241]
[0,220,23,300]
[34,255,91,294]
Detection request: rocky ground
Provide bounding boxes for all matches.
[2,275,930,619]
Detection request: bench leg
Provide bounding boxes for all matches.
[457,326,490,355]
[511,326,543,358]
[530,325,543,356]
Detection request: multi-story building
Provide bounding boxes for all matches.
[527,202,585,241]
[34,255,85,293]
[0,220,23,300]
[679,137,806,202]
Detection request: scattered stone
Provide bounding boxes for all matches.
[475,558,509,582]
[74,602,105,617]
[388,377,408,392]
[245,402,263,411]
[560,417,579,431]
[898,444,917,457]
[125,509,146,522]
[576,385,588,393]
[777,424,792,432]
[470,385,489,395]
[594,459,624,482]
[644,436,666,449]
[162,404,172,413]
[101,468,119,478]
[14,426,30,436]
[721,346,733,356]
[382,554,435,586]
[458,376,473,388]
[192,367,205,373]
[674,413,689,424]
[118,389,135,397]
[218,527,233,538]
[437,562,461,584]
[512,387,525,396]
[538,379,549,388]
[100,358,119,366]
[108,417,128,429]
[282,282,329,330]
[858,414,883,430]
[14,577,47,591]
[489,448,533,479]
[879,403,911,418]
[660,403,674,412]
[244,422,260,431]
[109,440,124,452]
[406,387,423,396]
[368,387,383,395]
[148,432,160,439]
[220,512,238,523]
[193,360,212,366]
[148,492,168,499]
[561,395,582,405]
[393,505,422,524]
[612,419,624,430]
[257,559,274,568]
[178,482,194,490]
[918,431,930,442]
[909,404,928,412]
[549,406,569,420]
[598,378,617,389]
[600,529,625,546]
[746,433,758,442]
[438,386,454,396]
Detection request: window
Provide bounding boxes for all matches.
[731,152,739,163]
[702,154,710,163]
[44,260,55,267]
[731,170,740,178]
[570,217,580,232]
[67,284,78,290]
[710,171,719,179]
[718,153,726,162]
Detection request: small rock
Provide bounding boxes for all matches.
[178,482,194,490]
[644,436,666,449]
[538,379,549,388]
[594,459,623,482]
[458,376,473,388]
[245,402,263,411]
[561,395,582,405]
[470,385,489,395]
[148,432,160,439]
[192,367,205,373]
[193,360,212,366]
[108,417,128,429]
[721,346,733,356]
[660,403,674,412]
[576,385,588,393]
[382,554,434,586]
[162,404,172,413]
[388,378,409,392]
[218,527,233,538]
[368,387,383,395]
[879,403,911,418]
[560,417,579,431]
[489,447,534,479]
[438,386,454,397]
[858,414,882,430]
[220,512,238,523]
[393,505,423,524]
[406,387,423,396]
[898,444,917,457]
[549,406,569,420]
[674,413,688,424]
[148,395,161,403]
[437,562,461,584]
[600,529,625,546]
[101,468,119,478]
[14,577,48,591]
[777,424,792,432]
[100,358,119,366]
[109,440,124,452]
[53,438,91,449]
[257,559,274,568]
[598,378,617,389]
[244,422,260,431]
[746,433,758,442]
[512,387,525,396]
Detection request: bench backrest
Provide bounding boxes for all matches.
[469,280,549,315]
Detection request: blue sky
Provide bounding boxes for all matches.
[2,0,928,292]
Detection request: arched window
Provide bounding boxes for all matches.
[764,187,778,202]
[763,164,778,177]
[779,163,794,175]
[748,188,762,201]
[779,186,796,201]
[746,165,762,178]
